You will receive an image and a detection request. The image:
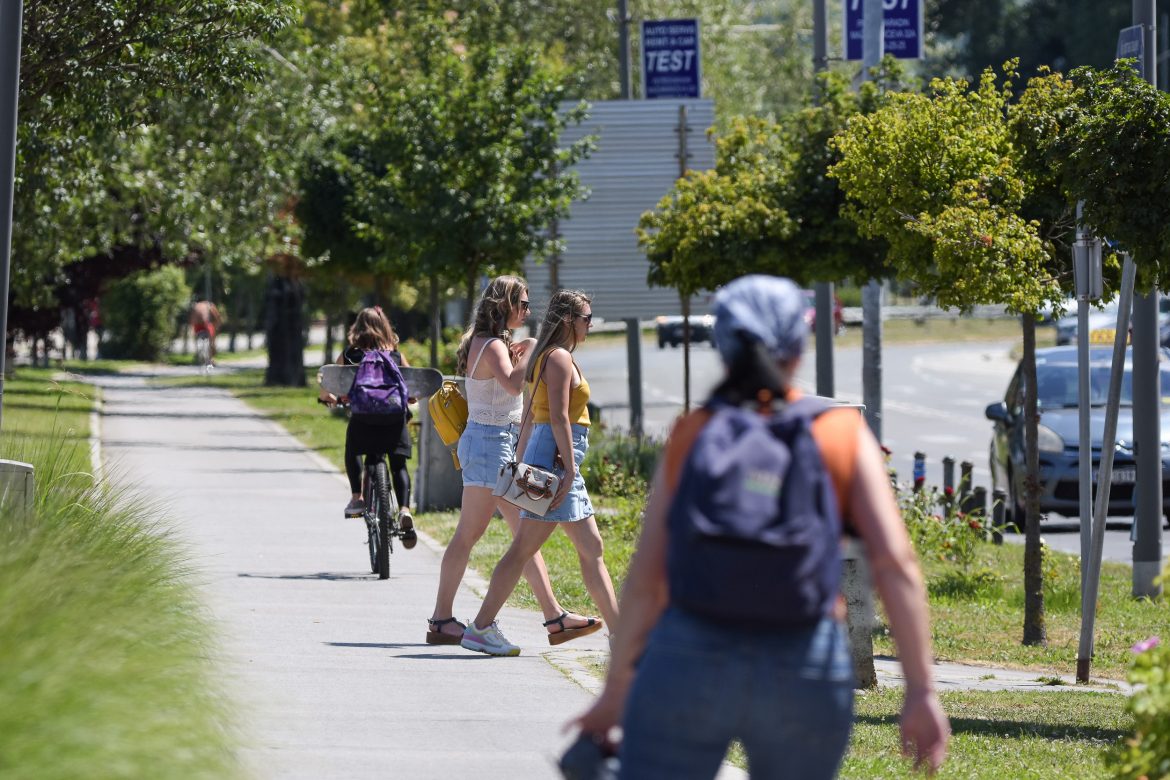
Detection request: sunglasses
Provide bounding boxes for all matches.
[577,313,593,325]
[519,300,531,312]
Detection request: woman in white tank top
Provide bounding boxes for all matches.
[426,275,601,647]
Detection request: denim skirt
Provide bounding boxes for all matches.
[519,423,594,522]
[457,421,517,489]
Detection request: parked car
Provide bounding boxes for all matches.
[801,289,844,335]
[1053,302,1122,346]
[984,345,1170,523]
[655,314,715,349]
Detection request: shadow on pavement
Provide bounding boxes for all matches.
[238,572,375,581]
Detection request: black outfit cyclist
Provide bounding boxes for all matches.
[342,344,413,525]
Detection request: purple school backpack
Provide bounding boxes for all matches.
[348,350,408,418]
[666,395,842,628]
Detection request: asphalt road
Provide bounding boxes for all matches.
[574,334,1170,565]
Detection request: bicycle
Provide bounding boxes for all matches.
[317,398,405,580]
[193,331,212,371]
[360,450,399,580]
[317,364,443,579]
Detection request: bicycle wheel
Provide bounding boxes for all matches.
[372,459,396,580]
[363,463,379,574]
[194,333,210,367]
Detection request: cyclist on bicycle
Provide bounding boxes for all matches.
[319,306,417,549]
[189,299,222,363]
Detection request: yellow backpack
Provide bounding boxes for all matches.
[427,379,468,469]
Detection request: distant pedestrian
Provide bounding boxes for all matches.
[461,289,618,657]
[570,275,949,778]
[189,299,221,361]
[427,277,600,647]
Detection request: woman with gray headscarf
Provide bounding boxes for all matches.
[570,275,948,778]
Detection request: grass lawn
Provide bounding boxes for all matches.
[4,367,95,474]
[584,317,1058,354]
[1,366,239,776]
[872,540,1166,681]
[839,687,1128,779]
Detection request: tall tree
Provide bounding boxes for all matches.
[336,12,593,365]
[831,64,1083,646]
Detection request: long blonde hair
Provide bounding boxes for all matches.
[526,289,591,383]
[348,306,399,351]
[455,275,528,375]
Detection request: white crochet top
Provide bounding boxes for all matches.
[464,337,523,426]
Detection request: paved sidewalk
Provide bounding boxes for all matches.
[91,370,747,779]
[89,369,1128,779]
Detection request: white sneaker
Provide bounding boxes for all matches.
[461,621,521,656]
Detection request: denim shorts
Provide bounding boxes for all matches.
[519,423,594,522]
[620,609,854,780]
[457,421,517,489]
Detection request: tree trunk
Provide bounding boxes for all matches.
[1021,312,1047,646]
[323,312,335,366]
[263,273,307,387]
[466,265,478,319]
[429,273,441,368]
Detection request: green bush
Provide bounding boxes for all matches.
[1109,636,1170,779]
[398,326,462,374]
[102,265,191,360]
[582,429,662,499]
[898,484,1001,599]
[0,433,238,778]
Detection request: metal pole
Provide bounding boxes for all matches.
[1075,203,1094,596]
[1131,0,1162,600]
[617,0,632,99]
[813,0,829,73]
[1078,256,1137,682]
[812,0,834,398]
[860,0,884,440]
[624,317,643,438]
[0,0,23,434]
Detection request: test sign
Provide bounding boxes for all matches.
[844,0,924,61]
[641,18,701,99]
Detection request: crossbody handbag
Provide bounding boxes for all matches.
[492,353,561,516]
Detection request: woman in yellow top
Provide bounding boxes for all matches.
[460,289,620,657]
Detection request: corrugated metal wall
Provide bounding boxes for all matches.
[523,99,717,321]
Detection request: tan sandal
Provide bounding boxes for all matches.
[544,611,603,646]
[426,617,466,645]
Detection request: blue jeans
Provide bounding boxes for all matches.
[620,609,855,780]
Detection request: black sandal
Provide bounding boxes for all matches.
[543,611,603,646]
[426,617,466,646]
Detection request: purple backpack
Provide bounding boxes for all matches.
[348,350,408,417]
[667,396,842,628]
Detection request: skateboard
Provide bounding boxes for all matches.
[318,364,445,399]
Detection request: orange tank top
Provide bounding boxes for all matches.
[660,390,863,526]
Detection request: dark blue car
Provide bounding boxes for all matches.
[984,345,1170,522]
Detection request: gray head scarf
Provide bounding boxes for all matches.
[712,275,808,366]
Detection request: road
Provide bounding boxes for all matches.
[574,335,1170,565]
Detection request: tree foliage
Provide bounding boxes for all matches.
[11,0,296,310]
[1058,63,1170,285]
[333,13,593,297]
[830,66,1068,314]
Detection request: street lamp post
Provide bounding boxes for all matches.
[0,0,24,434]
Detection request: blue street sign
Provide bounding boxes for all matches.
[1116,24,1145,79]
[641,18,701,99]
[844,0,923,61]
